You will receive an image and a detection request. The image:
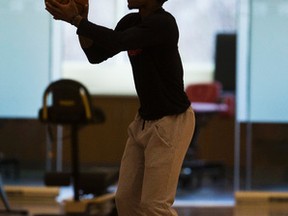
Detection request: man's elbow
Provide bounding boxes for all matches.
[87,57,105,64]
[88,58,102,64]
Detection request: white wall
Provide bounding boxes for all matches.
[62,62,214,95]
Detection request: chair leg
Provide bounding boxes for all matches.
[71,124,80,201]
[0,175,11,211]
[0,175,28,215]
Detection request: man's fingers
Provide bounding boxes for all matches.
[45,0,78,23]
[45,0,64,14]
[46,0,62,8]
[45,3,63,19]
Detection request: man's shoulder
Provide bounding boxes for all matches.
[145,8,177,27]
[116,12,141,30]
[144,9,178,35]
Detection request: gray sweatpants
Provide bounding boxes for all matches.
[115,107,195,216]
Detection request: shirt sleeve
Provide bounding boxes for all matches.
[76,11,178,64]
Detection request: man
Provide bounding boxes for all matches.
[45,0,195,215]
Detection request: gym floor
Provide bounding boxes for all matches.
[1,170,288,216]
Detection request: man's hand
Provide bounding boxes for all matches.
[80,2,89,19]
[45,0,79,23]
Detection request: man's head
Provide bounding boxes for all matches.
[157,0,168,5]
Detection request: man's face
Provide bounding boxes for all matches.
[127,0,148,9]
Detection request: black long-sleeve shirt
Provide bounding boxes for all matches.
[77,8,190,120]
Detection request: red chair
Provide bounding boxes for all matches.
[185,81,222,103]
[221,93,235,117]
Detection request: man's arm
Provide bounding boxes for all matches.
[76,12,178,52]
[79,35,93,49]
[67,5,94,49]
[45,0,118,63]
[71,5,116,63]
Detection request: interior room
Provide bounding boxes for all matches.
[1,0,288,215]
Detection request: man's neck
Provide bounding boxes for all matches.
[139,3,162,17]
